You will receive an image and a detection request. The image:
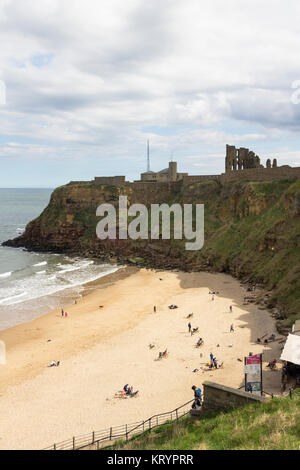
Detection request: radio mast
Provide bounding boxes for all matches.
[147,140,151,172]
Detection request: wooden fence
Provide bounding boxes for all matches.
[43,399,194,450]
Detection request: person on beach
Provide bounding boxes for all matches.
[61,309,64,317]
[154,306,157,313]
[188,322,192,333]
[230,324,234,333]
[210,353,214,368]
[230,306,233,313]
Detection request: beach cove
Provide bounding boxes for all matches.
[0,267,283,450]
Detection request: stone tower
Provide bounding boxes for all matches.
[168,161,177,181]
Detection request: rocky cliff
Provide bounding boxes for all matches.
[3,179,300,329]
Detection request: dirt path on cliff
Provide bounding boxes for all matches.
[0,269,283,450]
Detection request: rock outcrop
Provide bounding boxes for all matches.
[3,179,300,326]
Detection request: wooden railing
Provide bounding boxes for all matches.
[43,399,194,450]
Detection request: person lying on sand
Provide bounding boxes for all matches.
[116,386,139,399]
[191,327,199,336]
[196,337,204,348]
[49,361,60,367]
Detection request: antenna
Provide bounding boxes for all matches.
[147,140,150,172]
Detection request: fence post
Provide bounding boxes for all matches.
[92,431,95,445]
[110,427,113,440]
[149,418,152,430]
[126,424,128,441]
[176,409,179,421]
[143,421,145,432]
[156,416,158,427]
[54,443,56,451]
[73,437,76,450]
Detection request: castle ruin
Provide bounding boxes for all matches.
[225,145,278,172]
[80,145,300,188]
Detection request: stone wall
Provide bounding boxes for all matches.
[200,381,267,415]
[131,181,180,192]
[182,175,220,184]
[93,176,127,185]
[219,166,300,184]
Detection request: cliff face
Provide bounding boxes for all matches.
[4,179,300,327]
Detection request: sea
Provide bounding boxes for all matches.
[0,188,118,331]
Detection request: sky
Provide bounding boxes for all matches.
[1,0,300,187]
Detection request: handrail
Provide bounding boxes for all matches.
[43,398,194,450]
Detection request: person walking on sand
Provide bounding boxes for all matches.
[61,309,64,318]
[230,305,233,313]
[154,306,157,313]
[230,324,234,333]
[188,322,192,334]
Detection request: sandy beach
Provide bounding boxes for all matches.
[0,267,283,450]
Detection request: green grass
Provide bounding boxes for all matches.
[111,390,300,450]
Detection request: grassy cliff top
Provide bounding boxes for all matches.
[112,390,300,450]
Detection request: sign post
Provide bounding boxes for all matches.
[244,353,263,396]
